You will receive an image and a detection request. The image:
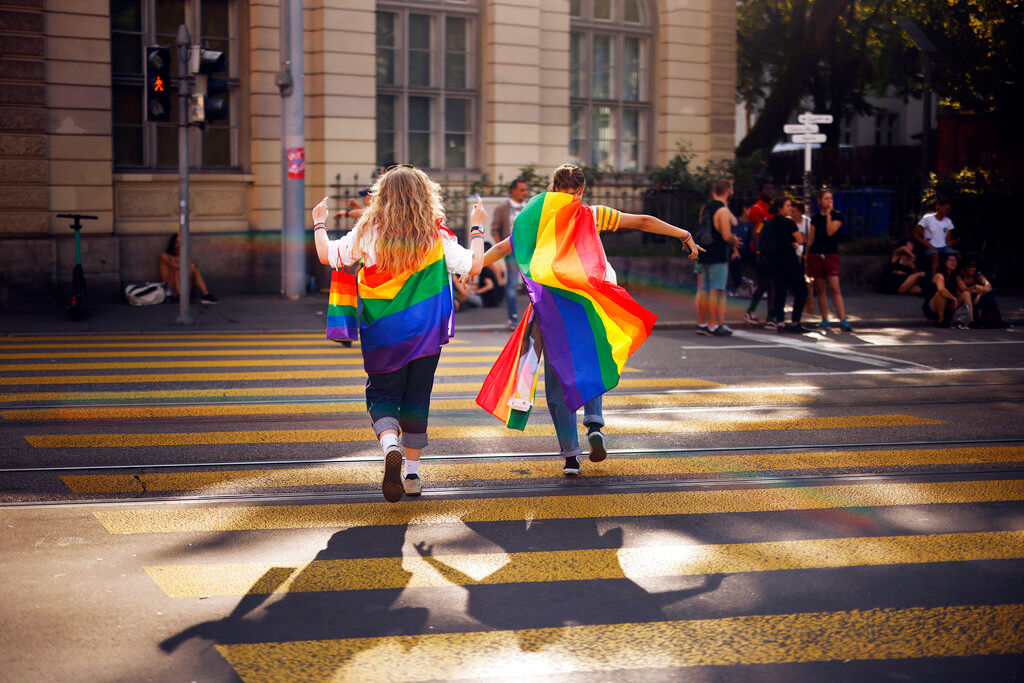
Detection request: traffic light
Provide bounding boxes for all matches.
[188,46,228,126]
[145,46,171,122]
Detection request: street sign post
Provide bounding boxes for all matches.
[787,114,832,207]
[783,123,819,135]
[798,113,833,125]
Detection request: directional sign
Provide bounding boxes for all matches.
[784,123,819,134]
[791,133,827,143]
[798,113,833,125]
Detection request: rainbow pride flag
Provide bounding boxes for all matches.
[477,192,656,427]
[326,269,358,342]
[358,238,453,374]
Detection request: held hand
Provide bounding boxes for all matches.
[685,239,705,261]
[312,196,329,225]
[470,201,488,227]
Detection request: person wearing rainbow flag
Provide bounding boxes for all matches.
[478,164,703,476]
[311,166,486,502]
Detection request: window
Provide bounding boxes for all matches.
[874,112,898,147]
[110,0,240,170]
[376,2,478,171]
[570,0,650,172]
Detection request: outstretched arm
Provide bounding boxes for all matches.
[484,237,512,267]
[618,212,704,259]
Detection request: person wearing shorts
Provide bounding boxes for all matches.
[695,180,740,337]
[807,189,851,332]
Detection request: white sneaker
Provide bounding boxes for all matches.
[382,447,404,503]
[403,474,422,496]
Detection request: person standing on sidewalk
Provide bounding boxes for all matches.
[695,179,740,337]
[311,166,485,502]
[766,198,809,333]
[744,182,775,326]
[491,177,530,329]
[807,189,852,332]
[478,163,702,477]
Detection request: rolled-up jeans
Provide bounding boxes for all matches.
[543,356,604,458]
[504,254,520,320]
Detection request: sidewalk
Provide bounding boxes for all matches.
[3,286,1021,336]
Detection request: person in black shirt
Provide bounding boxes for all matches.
[807,189,851,332]
[764,198,809,332]
[476,265,503,308]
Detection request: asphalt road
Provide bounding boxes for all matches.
[1,324,1023,682]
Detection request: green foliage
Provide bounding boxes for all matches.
[647,144,765,197]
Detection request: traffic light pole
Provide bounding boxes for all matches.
[175,24,194,325]
[279,0,306,300]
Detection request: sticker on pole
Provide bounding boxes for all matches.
[287,147,305,180]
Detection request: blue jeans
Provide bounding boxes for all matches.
[544,356,604,458]
[504,255,520,320]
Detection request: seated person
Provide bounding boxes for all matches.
[453,276,482,312]
[159,233,218,304]
[476,265,503,308]
[921,252,969,327]
[882,239,926,295]
[957,257,1004,327]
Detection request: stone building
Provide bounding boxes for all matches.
[0,0,734,305]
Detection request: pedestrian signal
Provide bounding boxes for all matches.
[188,46,228,125]
[145,46,171,122]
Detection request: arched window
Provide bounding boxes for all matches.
[569,0,651,172]
[376,1,478,170]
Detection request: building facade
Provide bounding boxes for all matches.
[0,0,734,305]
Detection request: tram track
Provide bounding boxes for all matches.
[4,464,1024,509]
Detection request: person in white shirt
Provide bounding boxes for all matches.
[912,198,955,274]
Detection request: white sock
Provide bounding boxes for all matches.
[380,433,400,453]
[404,459,419,476]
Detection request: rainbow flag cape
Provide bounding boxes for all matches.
[477,192,656,427]
[357,237,453,374]
[326,268,358,341]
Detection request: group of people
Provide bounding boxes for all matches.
[697,181,852,335]
[310,163,701,502]
[882,198,1004,328]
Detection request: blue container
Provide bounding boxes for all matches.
[831,189,895,239]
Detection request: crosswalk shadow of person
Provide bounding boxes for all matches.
[159,523,427,654]
[414,518,724,652]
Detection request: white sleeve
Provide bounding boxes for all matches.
[327,226,361,269]
[441,232,473,276]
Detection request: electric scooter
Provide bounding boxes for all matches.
[56,213,97,320]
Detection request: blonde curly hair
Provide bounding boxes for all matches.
[355,166,444,274]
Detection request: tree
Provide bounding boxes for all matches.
[736,0,853,157]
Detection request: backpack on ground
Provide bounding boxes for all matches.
[125,282,166,306]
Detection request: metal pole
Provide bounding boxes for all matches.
[803,141,812,209]
[175,24,194,324]
[921,54,932,184]
[280,0,306,299]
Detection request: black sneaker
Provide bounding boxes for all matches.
[695,325,712,336]
[587,429,607,463]
[562,456,581,476]
[382,447,404,502]
[200,294,219,304]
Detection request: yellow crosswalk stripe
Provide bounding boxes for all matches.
[28,414,940,448]
[0,347,503,360]
[8,391,805,421]
[214,604,1024,679]
[91,478,1023,534]
[60,446,1024,494]
[145,530,1024,597]
[0,357,510,371]
[0,366,505,386]
[0,377,719,403]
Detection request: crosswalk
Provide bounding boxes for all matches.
[2,332,1022,679]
